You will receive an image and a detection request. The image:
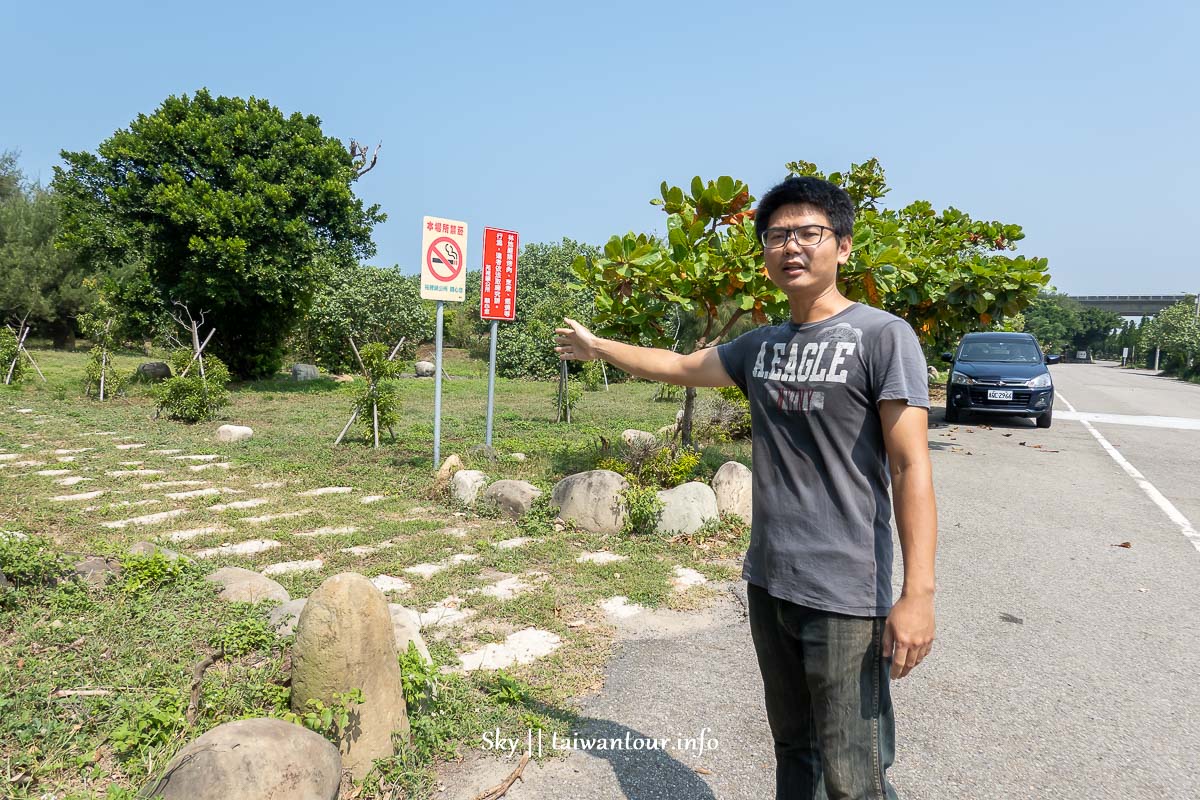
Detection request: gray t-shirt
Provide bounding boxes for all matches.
[716,302,929,617]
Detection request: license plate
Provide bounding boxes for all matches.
[987,389,1013,401]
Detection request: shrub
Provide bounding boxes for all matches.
[82,346,129,399]
[0,533,70,588]
[350,342,403,440]
[0,326,25,383]
[551,379,583,420]
[697,386,752,441]
[620,485,664,535]
[276,688,365,745]
[152,349,231,422]
[210,613,276,656]
[293,266,432,373]
[109,689,187,757]
[599,443,700,489]
[400,641,440,709]
[580,361,606,390]
[120,552,202,597]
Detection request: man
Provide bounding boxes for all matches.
[554,175,937,799]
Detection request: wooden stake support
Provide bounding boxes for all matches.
[334,336,405,447]
[4,316,46,384]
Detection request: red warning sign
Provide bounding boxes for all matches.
[480,228,519,321]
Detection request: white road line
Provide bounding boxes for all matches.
[1058,392,1200,554]
[1055,410,1200,431]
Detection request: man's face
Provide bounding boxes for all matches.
[761,203,853,299]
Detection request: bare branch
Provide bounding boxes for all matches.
[351,139,381,178]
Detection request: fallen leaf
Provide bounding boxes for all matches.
[694,767,713,775]
[1112,541,1133,548]
[1002,433,1013,437]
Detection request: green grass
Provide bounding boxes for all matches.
[1,341,750,798]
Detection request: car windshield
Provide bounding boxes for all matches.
[958,340,1043,363]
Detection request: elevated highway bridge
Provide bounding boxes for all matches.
[1066,294,1190,316]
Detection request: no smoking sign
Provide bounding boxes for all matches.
[420,216,468,301]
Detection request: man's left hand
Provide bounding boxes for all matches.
[882,593,935,679]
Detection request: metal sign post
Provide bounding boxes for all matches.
[485,320,498,446]
[480,227,519,449]
[420,216,469,466]
[433,301,445,465]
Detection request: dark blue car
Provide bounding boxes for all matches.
[942,332,1060,428]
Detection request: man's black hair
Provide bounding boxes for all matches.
[755,176,855,242]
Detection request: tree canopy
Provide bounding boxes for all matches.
[0,153,93,347]
[575,158,1051,358]
[52,89,385,377]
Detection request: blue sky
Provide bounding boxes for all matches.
[3,0,1196,295]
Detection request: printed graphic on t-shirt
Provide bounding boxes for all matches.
[749,323,863,414]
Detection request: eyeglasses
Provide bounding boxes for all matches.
[760,225,835,249]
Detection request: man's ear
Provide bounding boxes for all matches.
[837,235,853,265]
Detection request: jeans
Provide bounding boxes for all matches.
[747,582,899,800]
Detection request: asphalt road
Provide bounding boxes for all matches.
[447,362,1200,800]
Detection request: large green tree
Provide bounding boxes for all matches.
[1024,292,1121,354]
[292,264,433,373]
[1141,298,1200,372]
[0,153,94,347]
[447,238,599,379]
[52,89,384,377]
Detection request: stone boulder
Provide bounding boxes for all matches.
[139,717,340,800]
[73,556,121,587]
[451,470,488,507]
[436,454,464,484]
[291,363,320,381]
[414,360,436,377]
[205,567,290,604]
[268,598,309,637]
[136,362,172,381]
[483,480,542,520]
[216,425,253,443]
[128,541,189,562]
[711,461,752,524]
[292,573,409,780]
[551,470,629,534]
[622,429,658,448]
[655,482,719,535]
[269,598,431,663]
[388,604,432,663]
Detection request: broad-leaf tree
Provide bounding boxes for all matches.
[1141,298,1200,371]
[574,159,1051,445]
[786,159,1050,349]
[573,177,775,445]
[53,89,384,377]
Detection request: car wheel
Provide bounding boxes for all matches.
[1036,406,1052,429]
[945,402,961,424]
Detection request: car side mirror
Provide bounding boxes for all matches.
[941,352,954,363]
[1045,354,1061,365]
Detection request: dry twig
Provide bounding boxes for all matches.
[186,648,225,723]
[471,752,531,800]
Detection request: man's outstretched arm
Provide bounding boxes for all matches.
[554,318,735,388]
